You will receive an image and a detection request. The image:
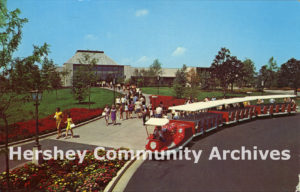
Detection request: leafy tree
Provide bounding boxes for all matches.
[148,59,162,77]
[40,58,62,98]
[173,64,187,98]
[240,58,256,87]
[211,47,243,96]
[266,57,278,88]
[0,6,49,189]
[198,71,212,89]
[72,53,98,106]
[278,58,300,95]
[72,67,89,103]
[257,57,279,90]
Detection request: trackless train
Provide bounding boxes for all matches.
[145,95,297,152]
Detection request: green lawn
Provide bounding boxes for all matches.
[141,87,261,99]
[4,88,121,125]
[141,86,300,105]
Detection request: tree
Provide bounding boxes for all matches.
[257,57,279,90]
[72,53,98,106]
[240,58,256,87]
[198,71,212,89]
[41,58,62,98]
[148,59,162,77]
[278,58,300,95]
[173,64,187,98]
[0,6,49,190]
[266,57,278,88]
[210,47,243,96]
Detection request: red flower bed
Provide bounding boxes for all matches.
[0,108,103,144]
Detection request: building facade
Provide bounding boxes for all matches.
[59,50,209,87]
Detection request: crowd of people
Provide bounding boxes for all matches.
[102,86,166,126]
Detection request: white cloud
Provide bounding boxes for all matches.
[84,34,98,40]
[136,56,149,64]
[172,46,186,56]
[135,9,149,17]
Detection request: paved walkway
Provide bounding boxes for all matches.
[0,88,152,171]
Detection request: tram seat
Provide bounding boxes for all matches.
[269,105,274,115]
[235,110,240,121]
[244,108,250,120]
[258,106,269,117]
[281,104,286,113]
[239,109,244,121]
[275,105,280,113]
[291,104,297,114]
[251,107,256,118]
[287,104,291,113]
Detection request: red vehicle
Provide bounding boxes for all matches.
[149,95,186,110]
[145,95,297,152]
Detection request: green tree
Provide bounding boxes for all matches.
[278,58,300,95]
[72,53,98,106]
[0,6,49,189]
[148,59,162,77]
[173,64,187,98]
[211,47,243,96]
[240,58,256,87]
[266,57,278,88]
[198,71,212,89]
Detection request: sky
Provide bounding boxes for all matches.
[7,0,300,70]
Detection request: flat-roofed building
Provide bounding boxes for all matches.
[58,50,205,87]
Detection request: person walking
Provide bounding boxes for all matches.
[155,105,163,118]
[55,107,63,139]
[129,101,134,118]
[64,113,74,139]
[119,103,124,120]
[125,102,129,119]
[142,102,148,125]
[111,105,117,125]
[104,104,110,126]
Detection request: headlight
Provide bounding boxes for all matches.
[178,128,183,133]
[150,141,157,149]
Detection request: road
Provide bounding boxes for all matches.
[125,114,300,192]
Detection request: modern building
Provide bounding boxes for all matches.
[58,50,209,87]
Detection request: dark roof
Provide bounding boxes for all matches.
[76,50,104,54]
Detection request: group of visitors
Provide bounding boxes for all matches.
[54,107,75,139]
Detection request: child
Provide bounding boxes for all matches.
[64,114,74,139]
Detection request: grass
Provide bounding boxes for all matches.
[3,87,121,125]
[141,86,300,105]
[142,87,260,99]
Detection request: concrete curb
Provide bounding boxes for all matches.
[104,153,145,192]
[0,115,105,149]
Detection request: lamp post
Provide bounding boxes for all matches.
[30,90,43,165]
[157,76,160,95]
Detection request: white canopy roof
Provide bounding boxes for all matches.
[168,94,296,112]
[145,118,169,126]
